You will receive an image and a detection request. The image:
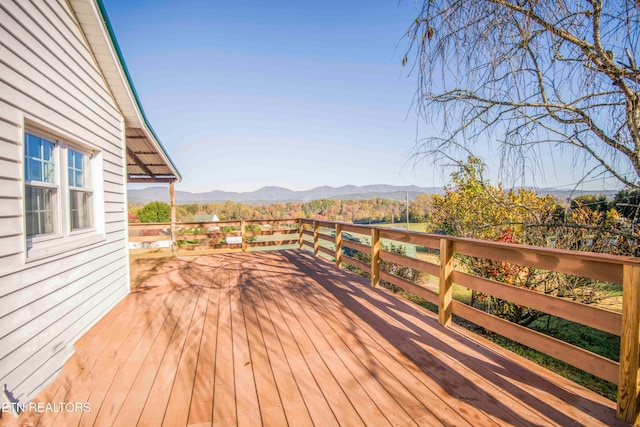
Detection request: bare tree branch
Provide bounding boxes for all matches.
[404,0,640,188]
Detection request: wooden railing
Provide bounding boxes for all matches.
[299,218,640,425]
[128,219,299,255]
[128,217,640,423]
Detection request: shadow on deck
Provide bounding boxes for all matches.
[3,250,624,426]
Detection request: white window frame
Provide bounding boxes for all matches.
[67,145,94,233]
[24,128,61,242]
[23,123,104,260]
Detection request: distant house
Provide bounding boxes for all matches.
[194,213,220,222]
[0,0,180,406]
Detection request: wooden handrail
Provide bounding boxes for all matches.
[129,219,299,255]
[296,218,640,423]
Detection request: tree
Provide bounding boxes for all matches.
[409,194,434,223]
[138,201,170,223]
[425,157,634,325]
[570,194,609,213]
[427,156,559,241]
[613,188,640,221]
[405,1,640,187]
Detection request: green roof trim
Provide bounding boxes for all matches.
[95,0,181,181]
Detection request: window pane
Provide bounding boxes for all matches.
[70,190,92,230]
[43,160,55,183]
[26,212,38,236]
[26,186,55,236]
[26,134,41,158]
[42,139,53,161]
[27,158,42,182]
[68,149,85,188]
[25,133,55,184]
[75,170,84,187]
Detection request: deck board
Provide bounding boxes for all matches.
[186,279,219,427]
[1,250,625,427]
[248,262,325,426]
[212,270,237,427]
[238,273,288,427]
[264,258,416,427]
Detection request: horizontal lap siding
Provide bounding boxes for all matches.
[0,0,131,403]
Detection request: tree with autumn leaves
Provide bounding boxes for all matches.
[426,157,638,326]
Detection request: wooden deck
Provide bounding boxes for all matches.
[2,250,625,426]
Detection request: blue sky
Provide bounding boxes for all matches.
[103,0,620,194]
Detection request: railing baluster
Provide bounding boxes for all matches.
[313,221,319,256]
[439,238,453,327]
[298,219,304,250]
[335,223,342,268]
[241,220,246,252]
[170,181,177,257]
[618,265,640,424]
[371,227,380,287]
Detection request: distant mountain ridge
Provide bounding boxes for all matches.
[127,184,618,204]
[128,184,442,204]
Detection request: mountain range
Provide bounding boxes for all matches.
[128,184,618,204]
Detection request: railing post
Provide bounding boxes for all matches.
[241,220,247,252]
[313,221,319,256]
[370,227,380,287]
[335,223,342,268]
[617,265,640,425]
[298,219,304,250]
[439,238,453,327]
[169,181,177,257]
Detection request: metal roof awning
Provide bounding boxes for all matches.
[126,127,180,183]
[69,0,181,184]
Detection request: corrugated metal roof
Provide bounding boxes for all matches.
[68,0,181,183]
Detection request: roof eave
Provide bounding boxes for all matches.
[68,0,182,183]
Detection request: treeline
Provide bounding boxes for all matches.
[129,188,640,228]
[129,198,424,224]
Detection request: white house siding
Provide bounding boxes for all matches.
[0,0,131,403]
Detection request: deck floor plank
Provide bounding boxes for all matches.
[187,259,222,427]
[136,283,202,427]
[247,261,326,427]
[230,267,262,427]
[264,259,422,427]
[290,271,467,426]
[2,250,625,427]
[211,270,237,427]
[40,277,178,427]
[236,265,288,427]
[266,255,446,427]
[282,253,487,426]
[254,264,340,425]
[91,289,187,427]
[257,264,379,426]
[293,253,558,426]
[163,282,211,427]
[88,286,179,427]
[110,285,197,426]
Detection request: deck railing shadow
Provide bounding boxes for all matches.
[296,218,640,425]
[282,250,624,426]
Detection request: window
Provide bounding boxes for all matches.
[25,133,57,237]
[24,127,98,249]
[68,149,92,231]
